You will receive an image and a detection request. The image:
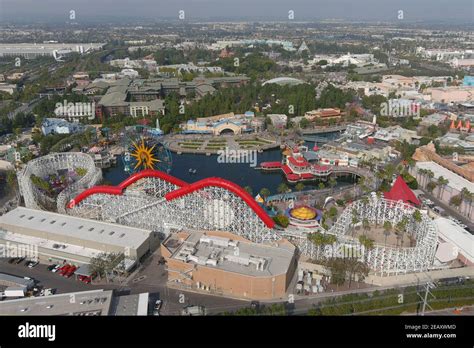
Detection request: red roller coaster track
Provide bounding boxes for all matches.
[67,170,275,228]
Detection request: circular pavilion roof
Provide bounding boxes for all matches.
[289,206,317,220]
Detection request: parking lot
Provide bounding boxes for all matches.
[0,254,250,315]
[0,258,109,295]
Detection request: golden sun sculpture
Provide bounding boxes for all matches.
[130,138,161,170]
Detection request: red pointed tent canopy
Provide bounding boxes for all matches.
[383,175,421,206]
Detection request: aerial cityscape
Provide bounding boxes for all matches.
[0,0,473,344]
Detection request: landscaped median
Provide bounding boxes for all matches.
[308,281,474,315]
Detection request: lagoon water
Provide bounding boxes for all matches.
[103,132,355,196]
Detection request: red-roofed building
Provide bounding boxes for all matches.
[383,176,420,206]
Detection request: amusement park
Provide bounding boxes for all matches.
[2,116,471,306]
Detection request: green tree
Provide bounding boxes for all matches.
[383,221,392,245]
[277,183,289,194]
[295,182,305,192]
[259,187,271,198]
[273,215,289,228]
[244,186,253,196]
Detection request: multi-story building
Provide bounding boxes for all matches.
[41,118,84,136]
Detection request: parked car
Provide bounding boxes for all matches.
[28,260,39,268]
[58,265,71,276]
[64,266,77,278]
[40,288,56,297]
[79,275,92,284]
[181,305,206,316]
[250,301,260,311]
[47,264,57,271]
[51,265,61,273]
[15,257,26,265]
[153,299,163,315]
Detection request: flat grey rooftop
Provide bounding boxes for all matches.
[111,292,149,316]
[0,273,34,289]
[0,289,113,316]
[170,232,295,277]
[0,207,151,249]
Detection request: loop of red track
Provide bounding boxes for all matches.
[67,169,275,228]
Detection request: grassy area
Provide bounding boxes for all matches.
[178,141,204,145]
[205,146,226,150]
[208,139,228,144]
[181,145,201,150]
[236,141,267,146]
[308,282,474,316]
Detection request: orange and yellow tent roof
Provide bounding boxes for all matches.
[289,206,317,220]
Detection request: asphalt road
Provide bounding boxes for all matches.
[0,256,250,315]
[117,249,250,315]
[424,305,474,316]
[2,257,472,316]
[418,190,474,231]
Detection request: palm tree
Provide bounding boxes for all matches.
[362,218,370,236]
[426,170,435,189]
[396,217,408,246]
[450,194,462,211]
[436,176,449,200]
[383,221,392,245]
[426,181,437,194]
[295,183,305,192]
[259,187,271,199]
[464,190,473,219]
[412,210,422,224]
[6,170,18,194]
[351,216,360,234]
[277,183,289,194]
[460,188,473,217]
[361,196,369,206]
[244,186,253,196]
[417,168,426,188]
[328,177,337,193]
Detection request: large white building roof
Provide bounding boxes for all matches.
[415,161,474,193]
[434,217,474,263]
[0,289,113,315]
[0,207,151,249]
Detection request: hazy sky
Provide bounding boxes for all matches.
[0,0,473,22]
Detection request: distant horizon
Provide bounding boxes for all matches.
[0,0,473,24]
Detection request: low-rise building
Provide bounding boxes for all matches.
[161,230,297,300]
[41,118,84,136]
[419,113,450,127]
[0,83,16,94]
[373,125,421,144]
[437,133,474,152]
[427,86,474,103]
[304,108,342,122]
[0,207,159,266]
[267,114,288,129]
[434,217,474,266]
[181,112,262,135]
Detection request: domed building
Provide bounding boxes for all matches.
[286,205,322,229]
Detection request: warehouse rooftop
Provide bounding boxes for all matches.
[0,289,113,316]
[167,231,295,277]
[0,207,151,249]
